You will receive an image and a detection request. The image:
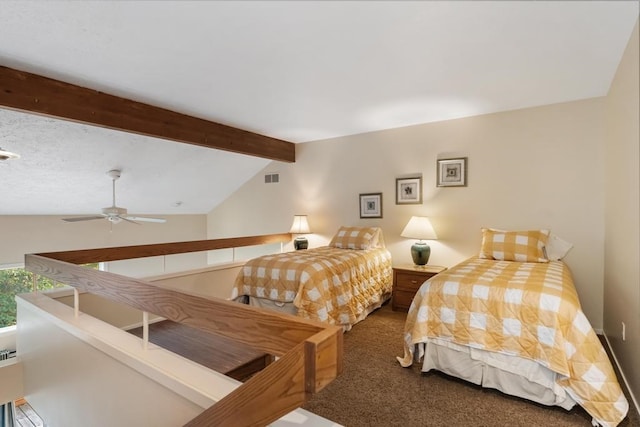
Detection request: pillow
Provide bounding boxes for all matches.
[329,226,382,250]
[544,233,574,261]
[479,228,550,262]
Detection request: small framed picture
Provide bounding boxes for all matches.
[359,193,383,218]
[396,177,422,204]
[437,157,467,187]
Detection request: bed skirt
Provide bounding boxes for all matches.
[247,297,297,315]
[247,293,391,331]
[418,339,577,410]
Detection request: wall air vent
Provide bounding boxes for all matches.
[264,173,279,184]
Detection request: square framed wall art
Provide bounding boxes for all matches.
[437,157,467,187]
[359,193,383,218]
[396,176,422,204]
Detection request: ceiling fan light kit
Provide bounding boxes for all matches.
[0,148,20,161]
[62,169,166,225]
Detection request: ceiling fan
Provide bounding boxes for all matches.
[62,169,166,225]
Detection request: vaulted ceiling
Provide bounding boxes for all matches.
[0,1,637,215]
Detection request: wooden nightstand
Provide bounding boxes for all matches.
[392,264,447,312]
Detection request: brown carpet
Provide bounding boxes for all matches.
[303,303,639,427]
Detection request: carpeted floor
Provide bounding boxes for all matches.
[303,303,639,427]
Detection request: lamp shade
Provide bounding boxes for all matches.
[289,215,311,234]
[400,216,437,241]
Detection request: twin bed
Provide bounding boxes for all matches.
[231,226,393,330]
[232,226,629,426]
[398,228,629,427]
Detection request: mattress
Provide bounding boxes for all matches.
[397,257,628,427]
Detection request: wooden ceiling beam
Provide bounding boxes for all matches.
[0,65,295,162]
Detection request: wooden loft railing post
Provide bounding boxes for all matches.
[185,326,342,427]
[24,234,343,427]
[186,343,307,427]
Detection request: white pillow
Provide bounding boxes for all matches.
[544,233,574,261]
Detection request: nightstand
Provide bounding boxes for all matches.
[392,264,447,312]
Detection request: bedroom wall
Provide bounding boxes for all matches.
[0,215,209,275]
[208,98,607,328]
[604,19,639,407]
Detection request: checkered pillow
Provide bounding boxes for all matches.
[329,226,381,250]
[479,228,550,262]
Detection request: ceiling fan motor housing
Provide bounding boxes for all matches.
[102,206,127,216]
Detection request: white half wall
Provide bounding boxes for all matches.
[0,214,209,272]
[146,263,243,301]
[16,288,340,427]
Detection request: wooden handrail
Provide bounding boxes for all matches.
[36,233,292,264]
[25,234,343,426]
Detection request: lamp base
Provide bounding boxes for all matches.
[294,237,308,250]
[410,242,431,266]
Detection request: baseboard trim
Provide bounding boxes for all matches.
[603,332,640,417]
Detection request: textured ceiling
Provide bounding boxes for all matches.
[0,109,270,215]
[0,1,637,215]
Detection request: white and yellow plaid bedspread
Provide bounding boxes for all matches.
[397,257,628,427]
[231,246,393,328]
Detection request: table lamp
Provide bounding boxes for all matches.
[400,216,438,265]
[289,215,311,250]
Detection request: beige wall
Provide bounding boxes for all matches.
[604,20,639,406]
[208,98,607,328]
[147,264,243,300]
[0,214,209,272]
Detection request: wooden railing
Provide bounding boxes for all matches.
[25,234,343,427]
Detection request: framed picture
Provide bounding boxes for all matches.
[437,157,467,187]
[359,193,383,218]
[396,176,422,204]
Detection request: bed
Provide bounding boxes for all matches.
[397,228,629,427]
[231,226,393,330]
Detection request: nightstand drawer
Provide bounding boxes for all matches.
[393,289,419,311]
[392,265,446,312]
[395,272,431,291]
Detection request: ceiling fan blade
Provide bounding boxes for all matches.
[62,216,106,222]
[124,216,166,223]
[63,171,166,227]
[120,217,141,225]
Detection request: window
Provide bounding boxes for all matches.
[0,263,99,328]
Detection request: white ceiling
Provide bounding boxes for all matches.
[0,1,637,216]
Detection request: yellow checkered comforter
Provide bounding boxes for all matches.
[397,257,628,427]
[231,246,392,328]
